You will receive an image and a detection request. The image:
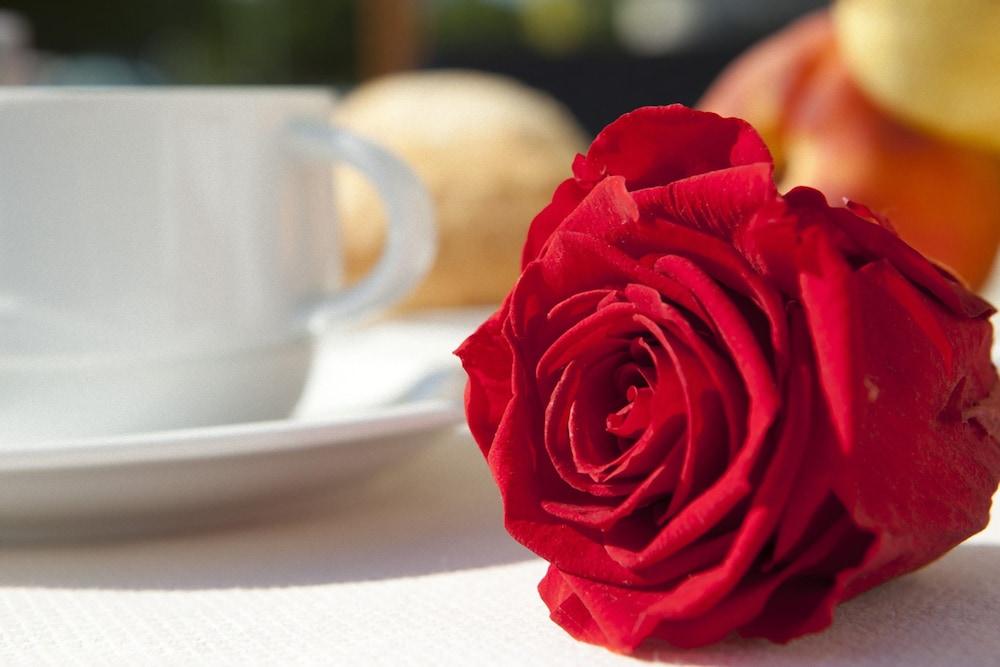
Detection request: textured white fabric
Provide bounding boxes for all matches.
[0,311,998,666]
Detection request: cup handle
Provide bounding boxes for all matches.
[287,121,435,330]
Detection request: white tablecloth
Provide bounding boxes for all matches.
[0,311,998,666]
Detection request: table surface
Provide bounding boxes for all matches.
[0,310,998,666]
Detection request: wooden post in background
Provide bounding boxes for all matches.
[358,0,423,80]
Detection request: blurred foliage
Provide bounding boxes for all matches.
[428,0,521,52]
[518,0,614,56]
[152,0,357,83]
[428,0,615,56]
[1,0,358,83]
[3,0,824,89]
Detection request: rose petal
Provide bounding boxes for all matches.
[654,255,780,448]
[522,169,593,267]
[545,176,640,247]
[538,565,615,649]
[633,316,728,519]
[538,532,736,648]
[523,105,775,266]
[490,360,648,585]
[541,443,684,532]
[834,259,1000,596]
[640,310,814,620]
[536,301,641,382]
[654,516,870,648]
[544,357,638,498]
[543,289,616,345]
[785,187,994,319]
[625,284,747,460]
[584,105,773,191]
[544,516,864,652]
[511,231,706,346]
[559,176,790,377]
[770,433,838,565]
[581,356,687,482]
[797,223,859,455]
[455,305,513,454]
[630,162,776,241]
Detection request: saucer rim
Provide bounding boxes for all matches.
[0,399,464,472]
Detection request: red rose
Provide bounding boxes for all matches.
[456,105,1000,652]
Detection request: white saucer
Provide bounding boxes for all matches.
[0,308,489,542]
[0,399,464,542]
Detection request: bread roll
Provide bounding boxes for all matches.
[334,70,588,308]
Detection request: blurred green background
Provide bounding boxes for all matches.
[0,0,825,133]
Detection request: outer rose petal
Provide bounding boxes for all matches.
[797,222,860,454]
[456,306,513,455]
[541,515,869,652]
[521,166,592,268]
[834,258,1000,595]
[786,187,993,318]
[631,162,776,241]
[522,105,774,264]
[748,191,1000,597]
[585,105,772,191]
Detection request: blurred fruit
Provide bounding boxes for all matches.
[701,11,1000,289]
[335,70,589,308]
[834,0,1000,153]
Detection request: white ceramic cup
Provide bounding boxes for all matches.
[0,87,435,443]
